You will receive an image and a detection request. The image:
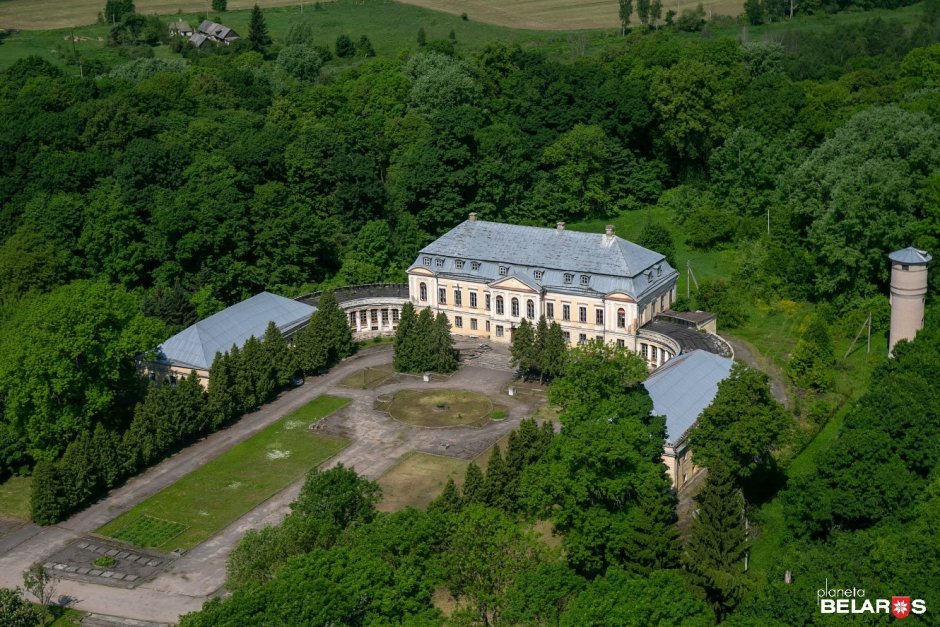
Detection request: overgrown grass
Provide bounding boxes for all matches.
[339,363,395,389]
[388,388,493,427]
[97,394,350,550]
[377,451,469,511]
[0,475,31,521]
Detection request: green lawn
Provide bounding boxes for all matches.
[96,394,351,551]
[0,475,32,521]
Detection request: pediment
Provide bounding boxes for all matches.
[488,276,538,293]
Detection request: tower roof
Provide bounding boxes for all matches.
[889,247,932,265]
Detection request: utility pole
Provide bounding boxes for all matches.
[686,260,699,299]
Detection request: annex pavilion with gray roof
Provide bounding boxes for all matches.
[148,292,315,384]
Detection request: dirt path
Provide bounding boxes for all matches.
[724,335,790,408]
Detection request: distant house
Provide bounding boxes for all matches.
[169,19,193,37]
[189,19,240,48]
[643,350,734,489]
[145,292,316,386]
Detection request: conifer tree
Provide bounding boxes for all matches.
[262,321,293,388]
[207,351,238,427]
[432,312,457,373]
[482,447,514,511]
[429,477,463,514]
[248,4,271,53]
[393,301,417,372]
[684,461,748,621]
[534,315,549,375]
[413,308,435,371]
[462,462,485,504]
[294,318,329,375]
[619,471,680,574]
[316,290,354,365]
[540,322,568,382]
[510,318,536,379]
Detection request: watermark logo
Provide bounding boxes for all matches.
[892,597,911,620]
[816,580,926,618]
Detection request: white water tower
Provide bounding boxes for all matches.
[888,247,932,355]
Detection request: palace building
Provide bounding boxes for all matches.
[408,214,685,365]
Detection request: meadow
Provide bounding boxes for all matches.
[96,394,350,550]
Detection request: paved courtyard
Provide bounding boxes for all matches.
[0,345,544,624]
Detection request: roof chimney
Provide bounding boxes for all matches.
[468,212,477,222]
[605,224,615,237]
[556,222,565,232]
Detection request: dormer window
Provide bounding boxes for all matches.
[499,266,508,276]
[534,270,544,281]
[436,258,444,268]
[564,273,574,284]
[580,275,590,286]
[647,271,653,281]
[471,261,480,271]
[657,265,662,276]
[423,257,431,266]
[455,259,465,270]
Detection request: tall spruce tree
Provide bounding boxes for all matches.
[262,321,293,388]
[247,4,271,53]
[619,471,680,574]
[431,312,457,373]
[539,322,568,382]
[482,447,514,512]
[683,461,748,621]
[316,290,354,365]
[294,317,329,375]
[429,477,463,514]
[534,316,549,376]
[207,351,238,427]
[413,308,435,371]
[462,462,485,504]
[510,318,536,379]
[393,301,417,372]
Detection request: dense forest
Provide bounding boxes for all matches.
[1,0,939,622]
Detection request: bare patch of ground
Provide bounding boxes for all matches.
[376,452,469,511]
[725,335,790,408]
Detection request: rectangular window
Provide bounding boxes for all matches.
[651,346,658,362]
[564,273,573,284]
[546,303,554,319]
[392,309,399,322]
[470,292,477,308]
[499,266,508,276]
[470,318,478,330]
[595,309,604,325]
[641,343,649,359]
[534,270,543,281]
[455,316,463,328]
[423,257,431,266]
[349,312,357,328]
[371,309,378,324]
[579,307,587,323]
[596,335,603,342]
[455,260,465,269]
[563,331,571,342]
[485,294,491,310]
[660,294,665,311]
[578,333,587,345]
[580,275,590,286]
[496,325,504,337]
[436,258,444,268]
[381,309,389,324]
[438,288,447,304]
[360,310,368,325]
[617,339,625,348]
[454,289,462,306]
[471,261,480,271]
[486,321,491,332]
[562,305,571,321]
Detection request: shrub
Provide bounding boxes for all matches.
[335,34,355,58]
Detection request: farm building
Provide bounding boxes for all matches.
[189,19,240,48]
[169,19,193,37]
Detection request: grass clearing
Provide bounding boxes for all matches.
[377,452,470,511]
[0,475,31,521]
[97,394,350,550]
[388,388,493,427]
[339,362,395,389]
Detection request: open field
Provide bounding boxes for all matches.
[396,0,743,30]
[96,394,350,550]
[0,475,31,521]
[387,388,493,427]
[377,452,469,511]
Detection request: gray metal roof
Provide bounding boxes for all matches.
[411,220,677,301]
[643,350,734,446]
[156,292,315,370]
[889,247,932,265]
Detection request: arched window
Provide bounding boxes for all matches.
[617,308,626,328]
[526,300,535,319]
[495,296,504,315]
[419,282,427,301]
[511,298,520,317]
